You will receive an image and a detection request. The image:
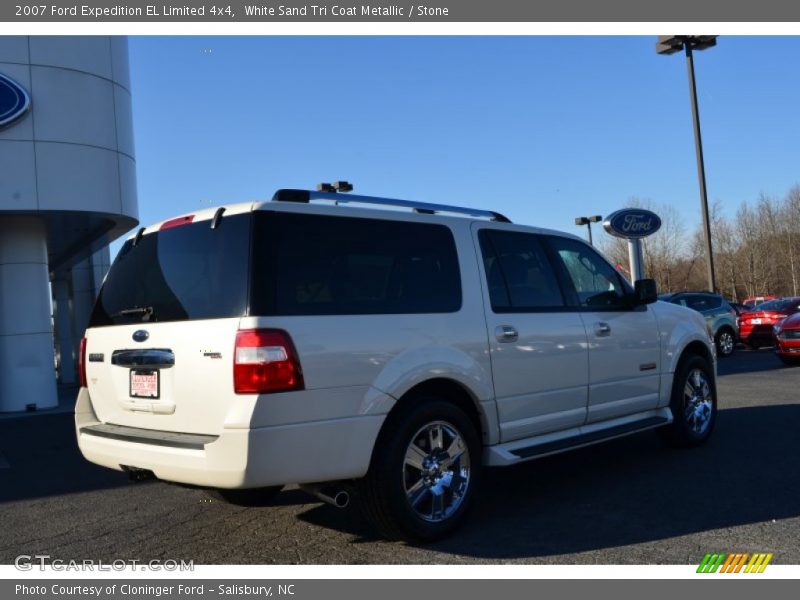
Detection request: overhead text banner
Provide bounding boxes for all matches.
[3,0,800,22]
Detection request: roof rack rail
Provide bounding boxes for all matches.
[271,189,511,223]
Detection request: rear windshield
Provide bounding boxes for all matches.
[250,211,462,315]
[89,214,251,327]
[756,298,800,313]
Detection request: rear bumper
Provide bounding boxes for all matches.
[740,329,775,346]
[75,388,384,489]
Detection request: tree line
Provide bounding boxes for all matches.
[598,184,800,301]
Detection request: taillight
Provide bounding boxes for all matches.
[78,337,87,387]
[159,215,194,230]
[234,329,304,394]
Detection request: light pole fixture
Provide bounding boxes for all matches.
[575,215,602,245]
[657,34,718,292]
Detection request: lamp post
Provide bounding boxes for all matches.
[575,215,602,245]
[656,34,718,293]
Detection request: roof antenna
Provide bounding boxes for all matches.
[316,181,353,193]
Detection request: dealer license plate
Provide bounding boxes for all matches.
[130,369,159,399]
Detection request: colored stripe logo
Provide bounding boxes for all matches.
[697,552,773,573]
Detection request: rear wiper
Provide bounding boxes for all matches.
[110,306,154,321]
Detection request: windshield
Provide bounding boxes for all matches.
[89,213,251,327]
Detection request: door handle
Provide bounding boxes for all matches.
[495,325,519,343]
[594,322,611,337]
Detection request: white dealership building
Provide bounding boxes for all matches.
[0,36,138,412]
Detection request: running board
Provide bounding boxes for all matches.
[484,409,672,467]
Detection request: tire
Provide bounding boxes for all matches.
[660,354,717,447]
[357,398,481,542]
[206,486,283,506]
[778,354,800,367]
[715,327,736,358]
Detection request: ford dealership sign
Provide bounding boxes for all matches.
[0,73,31,129]
[603,208,662,239]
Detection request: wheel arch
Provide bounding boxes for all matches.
[716,323,736,337]
[676,340,714,369]
[672,341,717,397]
[377,377,493,449]
[714,324,737,356]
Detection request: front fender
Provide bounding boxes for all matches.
[651,301,716,406]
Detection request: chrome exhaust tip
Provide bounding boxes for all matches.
[299,484,350,509]
[122,466,155,482]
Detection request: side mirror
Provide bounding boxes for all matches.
[634,278,658,305]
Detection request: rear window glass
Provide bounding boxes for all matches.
[89,214,251,327]
[757,298,800,313]
[251,212,462,315]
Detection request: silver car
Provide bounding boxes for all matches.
[660,291,739,357]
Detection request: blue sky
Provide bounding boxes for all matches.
[120,36,800,254]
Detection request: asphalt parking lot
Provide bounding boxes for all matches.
[1,348,798,565]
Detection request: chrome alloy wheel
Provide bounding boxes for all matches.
[718,331,735,356]
[402,420,471,523]
[683,368,713,435]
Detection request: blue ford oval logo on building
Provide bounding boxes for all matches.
[132,330,149,343]
[0,73,31,129]
[603,208,662,239]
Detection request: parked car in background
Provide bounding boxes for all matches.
[659,291,738,357]
[773,312,800,365]
[739,297,800,349]
[743,295,777,309]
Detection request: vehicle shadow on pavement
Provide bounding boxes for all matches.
[296,403,800,557]
[0,414,130,504]
[718,347,786,376]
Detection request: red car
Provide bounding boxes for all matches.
[773,311,800,365]
[743,295,778,308]
[738,297,800,349]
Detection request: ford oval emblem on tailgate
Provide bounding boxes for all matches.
[132,330,149,343]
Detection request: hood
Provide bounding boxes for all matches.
[653,299,710,331]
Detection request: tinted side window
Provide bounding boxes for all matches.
[478,230,565,311]
[685,295,707,311]
[547,236,629,309]
[694,295,721,311]
[251,212,461,315]
[671,295,690,308]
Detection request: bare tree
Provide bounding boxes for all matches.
[594,183,800,298]
[709,200,740,299]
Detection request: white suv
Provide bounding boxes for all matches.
[76,188,717,541]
